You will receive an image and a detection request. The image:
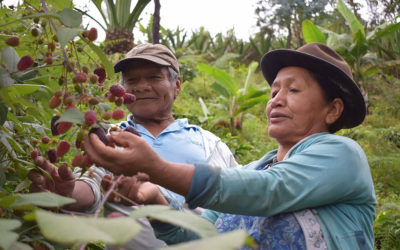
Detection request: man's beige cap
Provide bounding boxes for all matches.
[114,43,179,74]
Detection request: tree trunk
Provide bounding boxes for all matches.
[152,0,160,44]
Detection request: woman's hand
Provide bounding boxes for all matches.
[84,131,165,176]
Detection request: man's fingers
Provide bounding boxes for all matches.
[27,170,46,186]
[101,174,112,191]
[136,172,150,182]
[58,163,75,181]
[109,131,138,148]
[84,134,116,167]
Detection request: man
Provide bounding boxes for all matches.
[28,43,239,249]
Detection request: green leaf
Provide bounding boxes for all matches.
[81,36,114,79]
[211,82,230,98]
[372,21,400,40]
[168,230,248,250]
[1,47,19,73]
[51,0,73,10]
[58,8,82,28]
[23,12,60,21]
[0,219,21,250]
[302,19,326,44]
[35,210,141,245]
[12,193,76,208]
[98,102,111,112]
[198,64,237,98]
[337,0,365,39]
[0,67,14,87]
[235,95,268,116]
[16,70,39,81]
[56,108,85,125]
[0,103,7,126]
[243,61,259,94]
[5,84,42,96]
[130,205,218,238]
[57,27,82,49]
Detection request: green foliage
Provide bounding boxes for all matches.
[0,0,400,248]
[197,62,268,136]
[89,0,150,32]
[374,193,400,249]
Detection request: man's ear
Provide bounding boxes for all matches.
[326,98,344,125]
[174,77,182,99]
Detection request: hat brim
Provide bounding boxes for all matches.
[261,49,366,129]
[114,55,171,73]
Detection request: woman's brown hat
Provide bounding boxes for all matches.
[260,42,366,130]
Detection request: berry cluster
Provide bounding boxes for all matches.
[3,13,138,170]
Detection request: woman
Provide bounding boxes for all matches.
[85,43,376,249]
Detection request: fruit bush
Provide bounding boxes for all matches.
[0,1,254,249]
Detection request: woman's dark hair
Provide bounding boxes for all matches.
[310,72,349,133]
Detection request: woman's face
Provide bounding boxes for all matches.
[266,66,331,147]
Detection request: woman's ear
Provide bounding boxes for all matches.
[326,98,344,125]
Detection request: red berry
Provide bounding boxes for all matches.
[72,154,84,167]
[48,96,61,109]
[17,55,34,71]
[47,42,56,51]
[102,112,112,120]
[89,127,109,145]
[41,136,50,144]
[44,56,53,65]
[112,109,125,120]
[88,97,99,105]
[94,68,106,83]
[106,91,116,102]
[5,37,19,47]
[123,93,136,104]
[54,90,63,98]
[31,150,39,159]
[65,104,76,110]
[75,139,82,149]
[83,155,92,167]
[31,28,39,37]
[109,84,125,98]
[84,110,97,125]
[47,149,58,163]
[124,126,141,137]
[57,122,73,134]
[82,65,90,73]
[89,74,99,84]
[114,98,123,106]
[51,115,60,136]
[75,72,87,83]
[56,140,70,157]
[87,28,98,42]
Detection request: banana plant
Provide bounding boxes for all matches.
[302,0,400,84]
[77,0,151,54]
[198,62,268,135]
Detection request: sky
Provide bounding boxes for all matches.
[2,0,260,42]
[76,0,260,42]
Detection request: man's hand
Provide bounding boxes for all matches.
[101,173,168,206]
[28,156,75,197]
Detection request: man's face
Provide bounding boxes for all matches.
[266,66,331,147]
[121,61,181,121]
